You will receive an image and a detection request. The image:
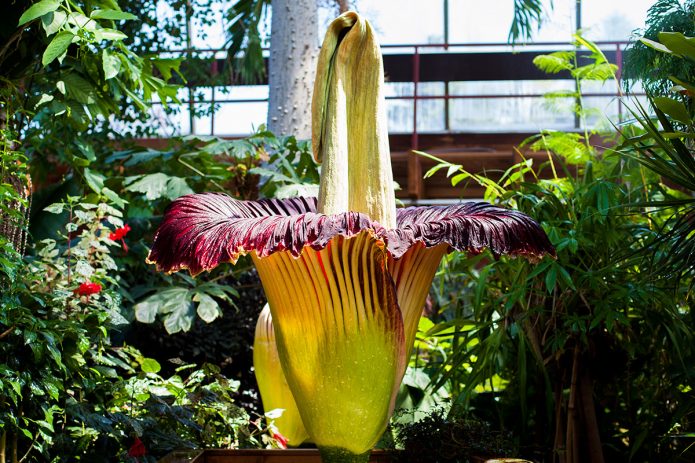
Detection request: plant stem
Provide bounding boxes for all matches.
[319,447,370,463]
[1,430,6,463]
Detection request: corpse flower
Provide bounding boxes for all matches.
[147,11,554,463]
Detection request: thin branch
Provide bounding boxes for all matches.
[0,325,16,341]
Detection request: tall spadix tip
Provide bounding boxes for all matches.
[311,11,397,229]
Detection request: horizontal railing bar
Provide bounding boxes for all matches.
[151,92,644,105]
[153,40,630,54]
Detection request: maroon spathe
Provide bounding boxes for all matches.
[147,193,554,275]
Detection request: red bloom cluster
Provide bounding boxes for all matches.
[110,224,131,253]
[74,282,102,296]
[272,431,288,449]
[109,224,131,241]
[128,436,146,458]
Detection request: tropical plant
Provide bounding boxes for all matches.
[146,12,553,463]
[623,0,695,96]
[417,35,694,463]
[620,30,695,281]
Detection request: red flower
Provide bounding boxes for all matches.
[272,431,289,449]
[128,437,146,458]
[109,224,131,241]
[74,282,102,297]
[109,224,131,253]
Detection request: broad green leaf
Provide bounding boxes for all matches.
[134,288,191,332]
[141,358,161,374]
[63,74,95,104]
[165,177,194,200]
[18,0,61,26]
[90,9,137,21]
[194,293,221,323]
[639,37,672,55]
[83,168,104,193]
[43,203,64,214]
[102,187,126,208]
[94,28,127,42]
[124,173,192,200]
[42,31,74,66]
[152,58,184,81]
[41,10,67,36]
[102,50,121,80]
[163,299,195,334]
[652,97,692,126]
[658,32,695,61]
[124,173,168,200]
[35,94,54,109]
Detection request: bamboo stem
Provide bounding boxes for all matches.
[1,430,6,463]
[553,382,565,463]
[579,368,605,463]
[566,345,580,463]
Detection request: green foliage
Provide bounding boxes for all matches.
[86,128,318,334]
[624,0,695,95]
[415,34,694,461]
[509,0,545,43]
[57,355,270,459]
[619,30,695,283]
[225,0,271,84]
[423,146,693,461]
[0,2,279,459]
[391,408,515,463]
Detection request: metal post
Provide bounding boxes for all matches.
[412,47,420,151]
[574,0,582,130]
[408,46,423,199]
[210,58,218,135]
[443,0,449,50]
[616,43,623,122]
[443,0,450,131]
[186,0,195,135]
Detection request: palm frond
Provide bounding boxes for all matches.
[225,0,271,84]
[509,0,547,43]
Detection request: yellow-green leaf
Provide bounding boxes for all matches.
[18,0,61,26]
[90,9,137,21]
[42,30,74,66]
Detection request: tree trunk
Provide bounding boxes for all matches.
[267,0,319,139]
[579,367,605,463]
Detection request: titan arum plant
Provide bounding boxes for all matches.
[147,11,554,463]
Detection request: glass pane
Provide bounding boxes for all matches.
[213,102,268,135]
[387,99,414,133]
[582,0,654,42]
[449,96,576,131]
[448,0,575,44]
[356,0,445,45]
[448,0,514,43]
[450,80,575,96]
[418,98,446,132]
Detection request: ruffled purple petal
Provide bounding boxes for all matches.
[147,194,554,275]
[146,193,384,275]
[388,202,555,260]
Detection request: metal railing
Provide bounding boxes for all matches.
[153,40,635,143]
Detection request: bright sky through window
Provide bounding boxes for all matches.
[147,0,658,137]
